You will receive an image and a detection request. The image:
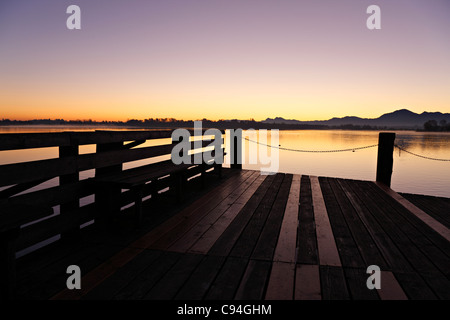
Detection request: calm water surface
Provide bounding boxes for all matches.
[1,126,449,198]
[241,130,450,198]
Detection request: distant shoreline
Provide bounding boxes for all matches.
[0,120,427,132]
[0,123,423,132]
[3,108,449,131]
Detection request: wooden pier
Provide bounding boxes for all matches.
[1,130,449,300]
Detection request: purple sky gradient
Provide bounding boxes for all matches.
[1,0,449,121]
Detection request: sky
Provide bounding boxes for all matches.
[1,0,449,121]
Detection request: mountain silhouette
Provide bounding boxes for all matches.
[263,109,450,129]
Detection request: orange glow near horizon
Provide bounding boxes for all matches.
[2,84,449,122]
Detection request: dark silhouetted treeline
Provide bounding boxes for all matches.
[423,120,450,132]
[0,118,411,131]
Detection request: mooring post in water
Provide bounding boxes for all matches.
[376,132,396,187]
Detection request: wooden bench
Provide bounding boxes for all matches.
[91,157,221,227]
[89,132,225,228]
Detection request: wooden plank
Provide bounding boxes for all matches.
[143,253,204,300]
[127,170,246,250]
[175,255,226,300]
[272,175,300,263]
[95,141,123,225]
[376,182,450,243]
[16,239,87,286]
[0,129,224,151]
[265,261,295,300]
[112,251,182,300]
[420,272,450,300]
[16,203,94,251]
[19,241,122,300]
[0,178,48,199]
[81,250,163,300]
[403,194,450,220]
[251,174,293,261]
[59,144,80,240]
[2,179,94,209]
[94,160,189,187]
[205,257,249,300]
[229,173,284,259]
[310,176,341,267]
[188,175,266,255]
[51,246,146,300]
[294,264,321,300]
[207,174,276,257]
[80,144,173,174]
[378,271,408,300]
[0,157,74,187]
[148,171,255,250]
[168,171,260,252]
[393,272,437,300]
[297,176,319,265]
[367,182,450,260]
[234,259,272,300]
[343,267,379,300]
[337,179,414,273]
[318,177,365,268]
[80,129,221,146]
[319,266,350,300]
[178,172,265,254]
[0,204,53,233]
[83,140,217,176]
[0,228,19,299]
[123,139,146,149]
[354,180,450,280]
[327,178,388,270]
[0,130,173,151]
[0,132,71,150]
[401,194,450,228]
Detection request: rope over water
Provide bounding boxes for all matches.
[243,137,378,153]
[243,137,450,161]
[394,144,450,162]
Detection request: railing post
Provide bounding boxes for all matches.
[230,131,242,170]
[59,143,80,241]
[0,228,19,300]
[376,132,396,187]
[214,136,224,178]
[95,141,123,228]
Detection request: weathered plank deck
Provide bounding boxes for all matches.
[14,169,450,300]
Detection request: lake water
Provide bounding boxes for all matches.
[241,129,450,198]
[1,126,449,198]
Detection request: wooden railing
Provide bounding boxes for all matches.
[0,129,225,279]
